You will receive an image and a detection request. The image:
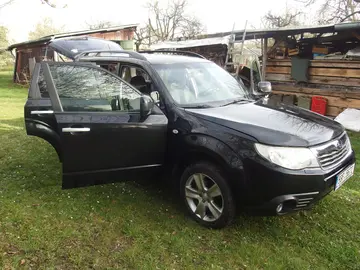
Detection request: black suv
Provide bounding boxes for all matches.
[25,37,356,228]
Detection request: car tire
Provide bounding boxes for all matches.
[180,162,236,229]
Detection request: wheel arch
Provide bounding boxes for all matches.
[171,134,245,193]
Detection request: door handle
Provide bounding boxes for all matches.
[31,110,54,115]
[62,127,90,133]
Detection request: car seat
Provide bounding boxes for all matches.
[129,76,150,95]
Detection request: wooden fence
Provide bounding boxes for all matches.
[265,59,360,117]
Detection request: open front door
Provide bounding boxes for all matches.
[42,62,168,189]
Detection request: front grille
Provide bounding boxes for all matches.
[311,133,351,170]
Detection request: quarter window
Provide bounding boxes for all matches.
[48,64,141,112]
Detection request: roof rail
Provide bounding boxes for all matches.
[75,50,147,61]
[139,50,206,59]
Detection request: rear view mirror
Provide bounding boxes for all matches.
[258,81,272,93]
[140,95,154,120]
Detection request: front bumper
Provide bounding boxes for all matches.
[242,150,356,215]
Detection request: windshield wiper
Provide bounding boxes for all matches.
[183,104,213,109]
[220,98,252,107]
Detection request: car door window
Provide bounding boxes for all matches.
[48,64,141,112]
[121,65,151,95]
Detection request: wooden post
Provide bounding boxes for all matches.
[17,51,22,83]
[262,38,268,81]
[28,57,36,77]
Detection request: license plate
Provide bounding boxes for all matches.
[335,163,355,191]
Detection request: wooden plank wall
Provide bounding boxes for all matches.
[265,59,360,117]
[88,29,135,41]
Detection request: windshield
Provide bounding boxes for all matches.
[153,62,250,107]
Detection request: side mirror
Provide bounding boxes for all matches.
[140,95,154,120]
[258,81,272,93]
[150,91,160,103]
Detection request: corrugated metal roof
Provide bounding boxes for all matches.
[192,22,360,41]
[150,22,360,50]
[151,35,231,50]
[8,23,138,50]
[150,36,262,56]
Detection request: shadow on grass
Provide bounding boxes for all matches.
[0,118,24,132]
[129,173,286,230]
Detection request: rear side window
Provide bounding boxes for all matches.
[48,64,141,112]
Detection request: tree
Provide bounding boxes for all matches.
[262,9,302,28]
[0,0,67,10]
[28,17,65,40]
[141,0,204,45]
[180,16,205,38]
[0,0,15,9]
[85,20,113,30]
[0,25,13,68]
[134,25,152,51]
[40,0,67,8]
[0,26,7,48]
[296,0,360,24]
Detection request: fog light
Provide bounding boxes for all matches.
[276,203,283,213]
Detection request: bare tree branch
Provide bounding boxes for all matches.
[341,10,360,21]
[262,9,303,28]
[0,0,68,10]
[0,0,15,9]
[41,0,67,8]
[297,0,360,24]
[85,20,113,30]
[295,0,317,6]
[134,25,152,51]
[180,16,205,38]
[146,0,204,42]
[134,0,204,49]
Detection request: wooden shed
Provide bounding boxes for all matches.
[175,22,360,117]
[7,24,137,83]
[151,35,261,70]
[151,36,231,66]
[266,59,360,116]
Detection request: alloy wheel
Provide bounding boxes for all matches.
[185,173,224,222]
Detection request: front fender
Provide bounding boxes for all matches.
[183,134,244,171]
[170,133,252,197]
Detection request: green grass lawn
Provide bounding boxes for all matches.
[0,69,360,270]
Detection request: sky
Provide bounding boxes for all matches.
[0,0,314,43]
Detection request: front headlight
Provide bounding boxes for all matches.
[255,143,319,170]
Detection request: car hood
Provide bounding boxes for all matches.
[185,100,344,147]
[49,36,123,60]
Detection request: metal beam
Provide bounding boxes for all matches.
[262,38,268,80]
